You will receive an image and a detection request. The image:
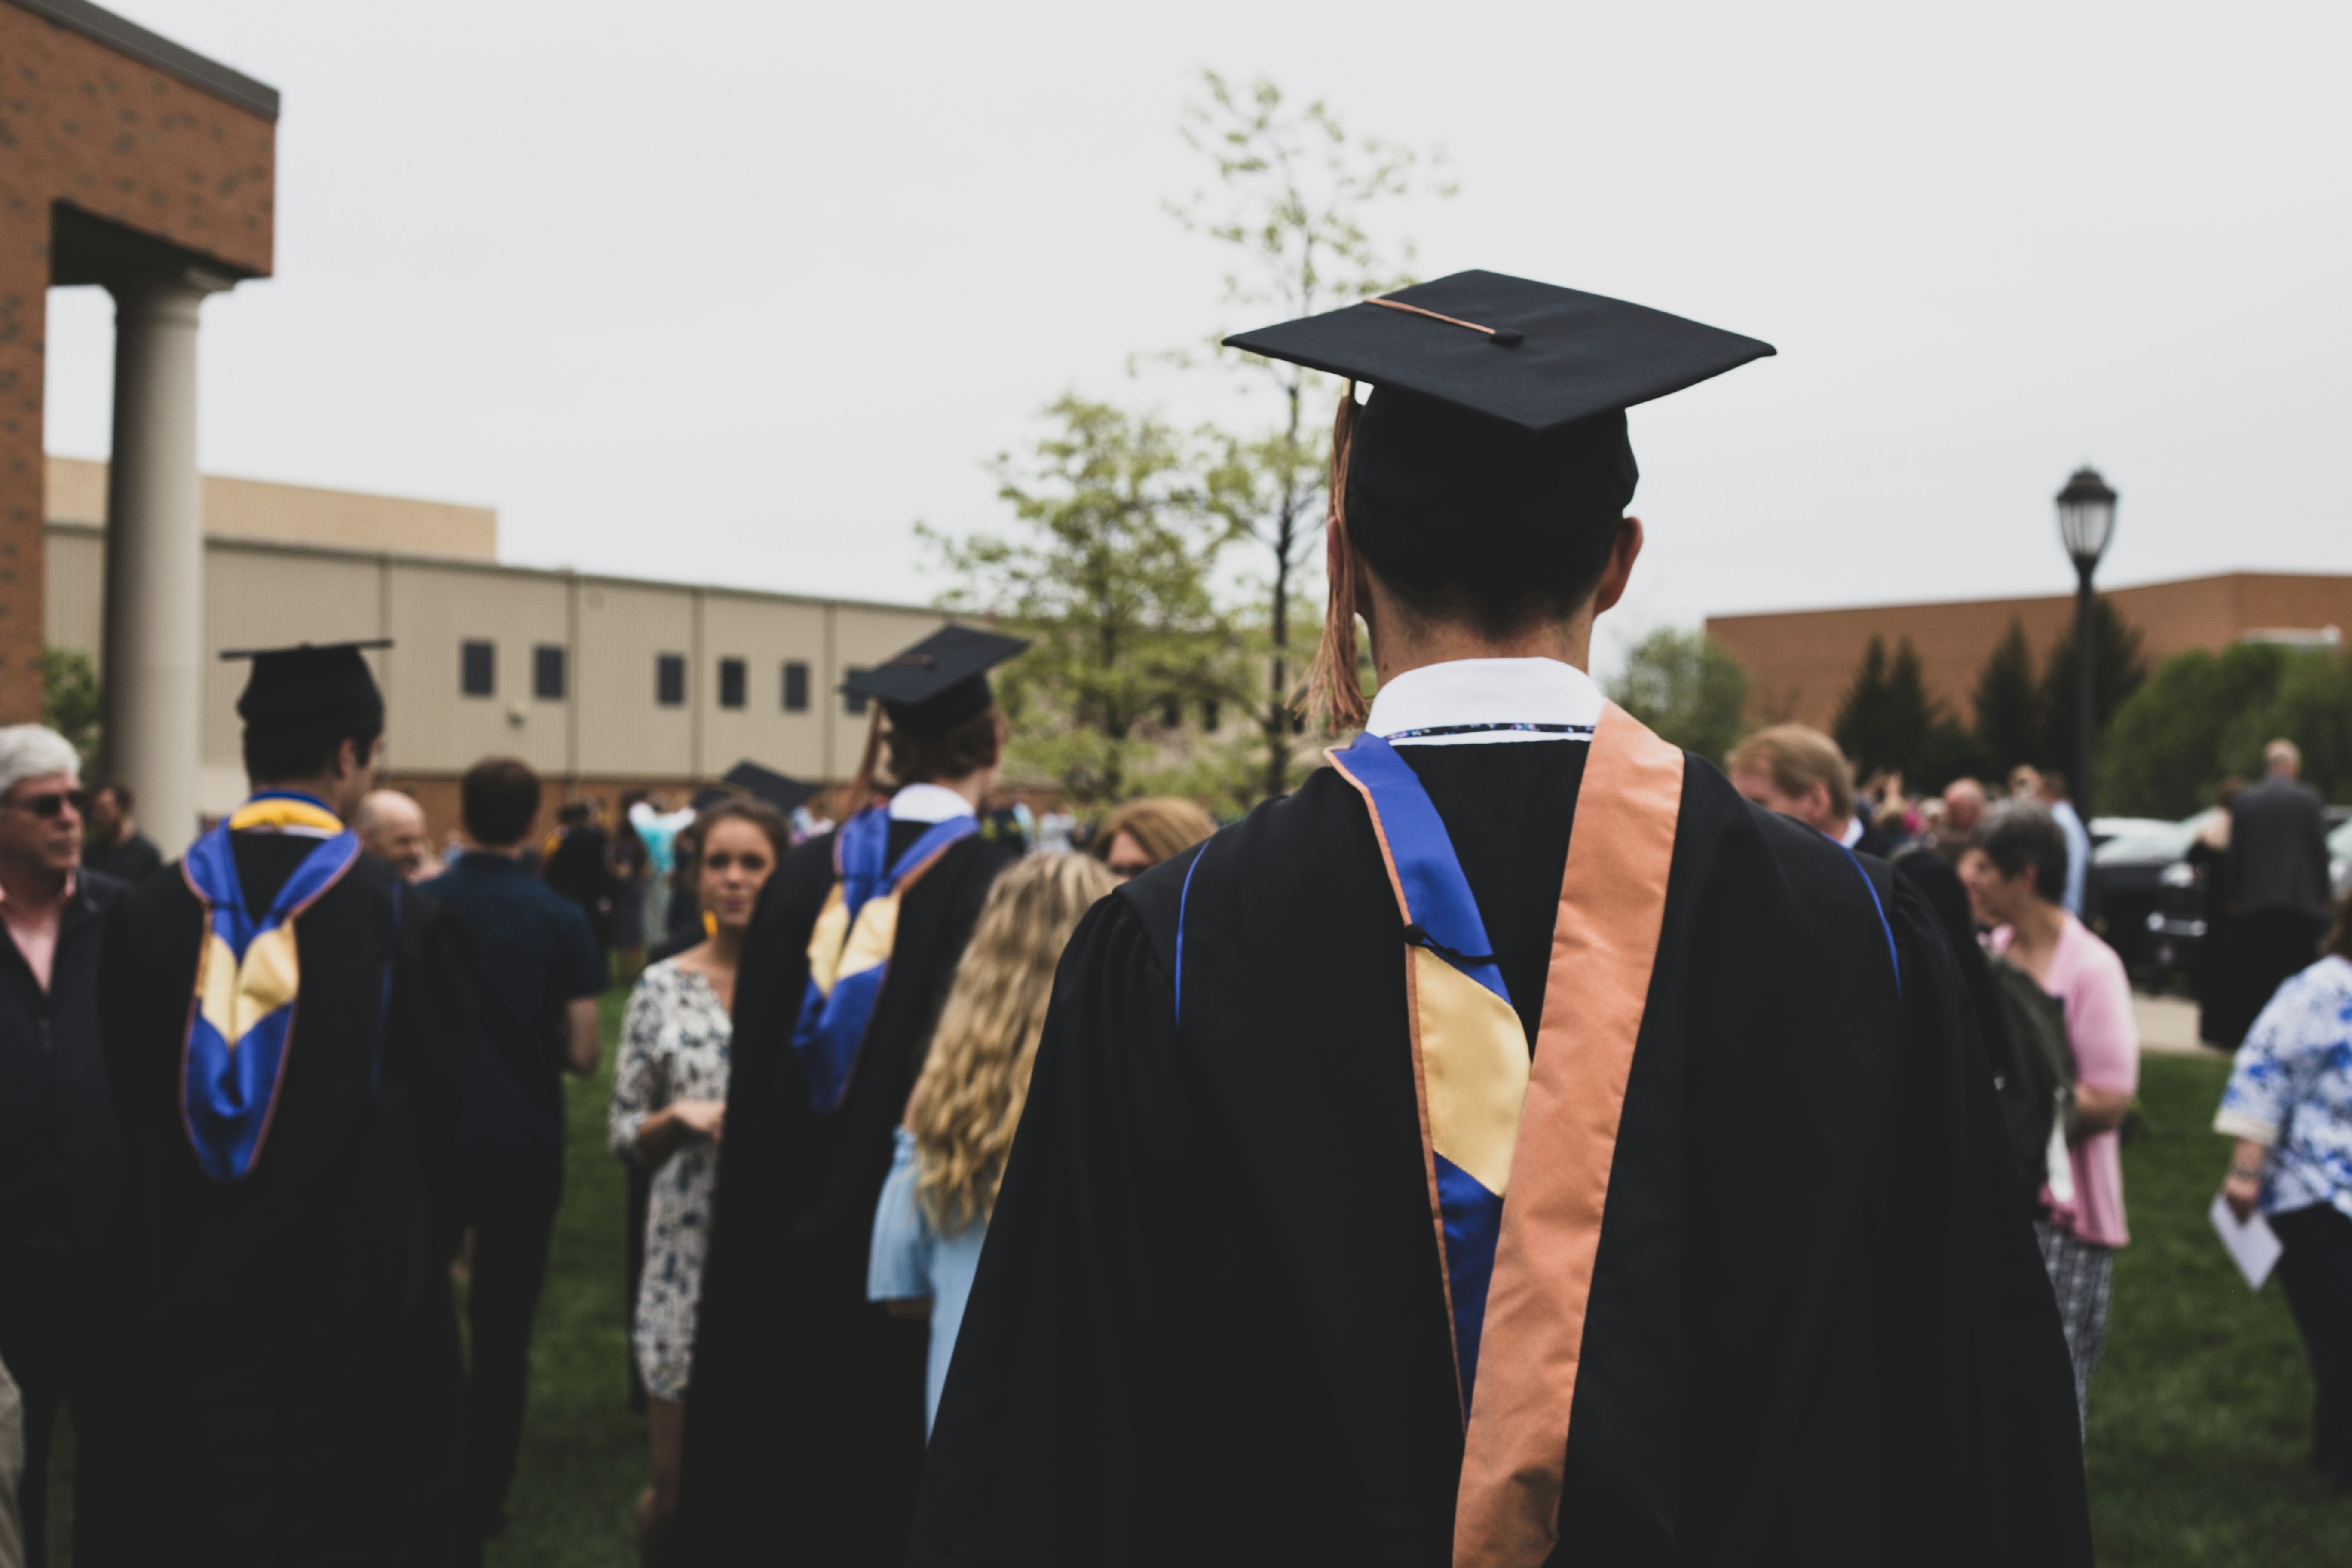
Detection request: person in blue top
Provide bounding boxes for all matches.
[2216,893,2352,1490]
[419,757,605,1561]
[867,850,1118,1433]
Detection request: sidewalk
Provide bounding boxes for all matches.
[2135,993,2222,1058]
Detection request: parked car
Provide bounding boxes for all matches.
[2105,805,2352,989]
[2090,813,2215,983]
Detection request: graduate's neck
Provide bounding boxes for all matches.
[1359,517,1641,689]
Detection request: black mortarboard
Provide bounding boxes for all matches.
[221,640,390,730]
[1226,270,1774,530]
[695,761,821,816]
[841,626,1027,742]
[1224,270,1773,435]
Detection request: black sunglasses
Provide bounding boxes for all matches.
[8,789,88,819]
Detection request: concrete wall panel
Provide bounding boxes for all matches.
[385,560,571,777]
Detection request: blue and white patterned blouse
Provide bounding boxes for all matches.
[2215,955,2352,1219]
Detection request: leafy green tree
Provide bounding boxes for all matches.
[42,647,101,766]
[2102,642,2293,817]
[1972,619,2042,776]
[2262,649,2352,803]
[1169,70,1447,797]
[2036,597,2149,787]
[925,396,1251,806]
[1608,627,1751,765]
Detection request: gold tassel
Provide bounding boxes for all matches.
[1298,382,1370,732]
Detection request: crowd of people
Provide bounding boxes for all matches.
[4,269,2349,1566]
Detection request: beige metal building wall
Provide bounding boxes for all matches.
[386,559,573,779]
[576,580,701,778]
[43,523,105,655]
[44,520,954,818]
[700,591,831,780]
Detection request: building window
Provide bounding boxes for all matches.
[718,657,747,710]
[656,653,686,707]
[461,639,494,697]
[782,660,810,713]
[1202,697,1221,732]
[534,644,566,701]
[843,668,870,717]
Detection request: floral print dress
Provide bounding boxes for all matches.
[609,958,733,1400]
[2216,955,2352,1219]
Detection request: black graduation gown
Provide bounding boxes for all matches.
[913,747,2090,1567]
[94,836,475,1567]
[680,821,1014,1565]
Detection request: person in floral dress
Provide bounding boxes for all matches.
[609,799,785,1556]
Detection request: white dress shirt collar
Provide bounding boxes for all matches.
[888,782,978,824]
[1839,815,1865,848]
[1361,658,1605,747]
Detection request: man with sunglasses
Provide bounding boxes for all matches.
[0,726,126,1567]
[96,643,479,1566]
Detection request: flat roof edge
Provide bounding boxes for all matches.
[46,517,940,619]
[1705,569,2352,626]
[9,0,280,122]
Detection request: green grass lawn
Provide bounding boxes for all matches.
[2086,1051,2352,1563]
[482,986,644,1566]
[39,1019,2352,1562]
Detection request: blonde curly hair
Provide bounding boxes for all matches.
[906,852,1118,1234]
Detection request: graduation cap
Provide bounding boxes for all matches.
[220,640,390,729]
[694,760,821,816]
[1226,270,1774,530]
[842,626,1027,741]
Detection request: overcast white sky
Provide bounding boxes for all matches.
[43,1,2352,675]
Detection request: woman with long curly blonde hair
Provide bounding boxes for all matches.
[867,851,1118,1432]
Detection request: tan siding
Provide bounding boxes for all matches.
[43,524,104,658]
[384,562,573,776]
[577,582,699,777]
[699,593,832,779]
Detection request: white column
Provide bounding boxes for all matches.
[101,270,231,856]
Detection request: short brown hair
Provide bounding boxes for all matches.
[462,757,540,848]
[884,706,1002,787]
[1092,797,1217,869]
[1724,724,1854,821]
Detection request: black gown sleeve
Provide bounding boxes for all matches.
[1869,872,2091,1564]
[910,891,1200,1568]
[386,885,478,1161]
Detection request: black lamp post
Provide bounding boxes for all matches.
[2055,466,2119,824]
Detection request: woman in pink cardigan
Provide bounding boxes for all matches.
[1967,799,2141,1431]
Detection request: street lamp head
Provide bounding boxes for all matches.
[2055,466,2118,569]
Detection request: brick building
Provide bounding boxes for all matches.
[1708,572,2352,733]
[1,0,277,844]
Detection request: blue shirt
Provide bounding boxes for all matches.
[423,851,604,1157]
[2049,799,2090,916]
[868,1127,990,1436]
[2216,956,2352,1219]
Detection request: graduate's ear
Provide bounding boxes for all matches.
[1588,517,1644,616]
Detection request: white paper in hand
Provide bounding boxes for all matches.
[2208,1192,2283,1292]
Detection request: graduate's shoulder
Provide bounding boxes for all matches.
[1672,754,1900,954]
[1110,766,1374,977]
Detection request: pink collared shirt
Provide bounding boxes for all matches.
[1992,913,2140,1247]
[0,871,75,992]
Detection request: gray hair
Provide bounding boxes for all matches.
[0,726,82,803]
[1973,799,2069,906]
